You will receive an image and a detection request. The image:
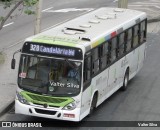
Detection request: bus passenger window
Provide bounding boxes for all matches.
[111,37,117,50]
[140,21,146,43]
[126,40,132,52]
[92,48,99,74]
[119,44,125,56]
[102,42,108,55]
[110,50,116,62]
[100,55,107,69]
[100,42,108,69]
[118,33,125,56]
[126,28,132,52]
[119,33,125,45]
[92,48,99,60]
[110,37,117,62]
[133,25,139,47]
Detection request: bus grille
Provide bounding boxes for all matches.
[33,102,60,108]
[35,108,57,115]
[20,91,74,107]
[27,93,67,103]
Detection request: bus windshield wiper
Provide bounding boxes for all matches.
[65,58,76,69]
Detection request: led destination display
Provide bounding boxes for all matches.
[22,42,82,59]
[30,44,75,56]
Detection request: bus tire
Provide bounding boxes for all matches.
[121,68,129,91]
[89,93,98,116]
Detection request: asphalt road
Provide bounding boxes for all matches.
[1,31,160,130]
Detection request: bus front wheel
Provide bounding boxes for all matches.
[89,93,98,116]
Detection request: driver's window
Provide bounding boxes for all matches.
[27,57,38,79]
[83,53,92,91]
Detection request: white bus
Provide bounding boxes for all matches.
[11,7,147,121]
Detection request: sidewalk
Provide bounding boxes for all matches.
[0,8,160,118]
[0,43,22,117]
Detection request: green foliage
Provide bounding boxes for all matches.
[24,0,38,15]
[23,0,38,7]
[0,0,39,29]
[24,9,35,15]
[1,0,38,14]
[2,0,12,9]
[0,17,4,21]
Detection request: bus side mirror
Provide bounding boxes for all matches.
[11,58,16,69]
[11,49,21,70]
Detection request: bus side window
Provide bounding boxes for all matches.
[84,56,91,82]
[118,33,125,56]
[110,37,117,62]
[83,55,92,91]
[126,28,132,52]
[100,42,108,70]
[133,25,139,47]
[140,20,147,43]
[92,48,99,74]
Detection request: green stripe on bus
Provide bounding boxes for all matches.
[20,91,74,107]
[32,36,79,47]
[92,37,105,48]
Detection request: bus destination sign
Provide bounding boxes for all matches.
[22,42,82,59]
[30,44,75,56]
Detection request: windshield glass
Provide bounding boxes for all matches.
[18,55,82,96]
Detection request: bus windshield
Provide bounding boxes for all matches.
[18,55,82,96]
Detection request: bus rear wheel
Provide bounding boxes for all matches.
[121,69,129,91]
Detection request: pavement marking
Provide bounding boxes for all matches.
[129,4,160,9]
[43,8,94,13]
[3,22,14,28]
[2,10,96,51]
[128,7,159,14]
[42,7,53,12]
[42,10,95,32]
[150,0,160,1]
[133,1,160,4]
[113,0,118,2]
[129,1,160,17]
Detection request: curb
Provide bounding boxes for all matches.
[0,52,5,64]
[0,100,15,118]
[148,17,160,23]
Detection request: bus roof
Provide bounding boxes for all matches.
[26,7,147,52]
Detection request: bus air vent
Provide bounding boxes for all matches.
[89,19,100,24]
[106,13,117,19]
[81,37,91,41]
[79,24,91,28]
[95,15,109,20]
[62,27,86,35]
[114,8,124,13]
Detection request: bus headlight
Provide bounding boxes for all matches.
[63,102,76,110]
[16,91,29,105]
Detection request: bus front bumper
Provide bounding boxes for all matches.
[15,99,81,122]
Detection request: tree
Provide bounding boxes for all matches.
[0,0,38,30]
